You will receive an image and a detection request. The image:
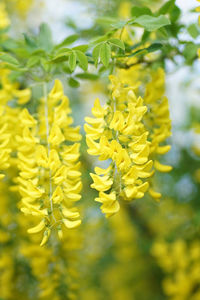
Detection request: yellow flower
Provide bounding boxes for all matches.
[95,191,120,218]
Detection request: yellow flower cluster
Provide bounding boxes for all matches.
[144,68,172,199]
[21,227,81,300]
[104,208,140,300]
[196,0,200,25]
[152,240,200,300]
[4,0,33,18]
[0,106,11,179]
[0,68,31,179]
[118,66,172,200]
[85,75,154,217]
[16,80,82,246]
[0,2,10,29]
[0,68,31,105]
[0,182,14,299]
[85,68,172,217]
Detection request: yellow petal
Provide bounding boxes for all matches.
[154,160,172,173]
[63,219,81,229]
[27,219,46,234]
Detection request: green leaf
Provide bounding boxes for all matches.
[1,38,19,51]
[51,49,71,63]
[90,35,109,45]
[26,56,40,68]
[75,50,88,71]
[183,42,198,62]
[56,34,78,48]
[170,5,181,23]
[157,27,169,38]
[31,49,46,56]
[23,33,37,48]
[76,73,99,80]
[128,48,148,58]
[72,44,89,52]
[130,15,170,31]
[111,20,127,29]
[56,47,71,55]
[100,43,111,67]
[68,77,80,88]
[38,23,53,51]
[158,0,175,15]
[69,51,77,72]
[92,43,101,66]
[131,6,152,17]
[108,38,125,50]
[0,53,19,65]
[147,43,163,52]
[187,24,199,39]
[96,17,118,26]
[141,30,150,42]
[50,55,68,63]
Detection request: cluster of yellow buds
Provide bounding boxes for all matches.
[85,68,172,217]
[16,80,82,246]
[152,240,200,300]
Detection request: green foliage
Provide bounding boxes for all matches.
[187,24,199,39]
[99,42,111,67]
[68,51,77,71]
[38,23,53,51]
[0,2,198,86]
[107,38,125,50]
[183,42,198,63]
[129,15,170,31]
[55,34,79,49]
[0,52,20,65]
[75,50,88,71]
[131,6,153,18]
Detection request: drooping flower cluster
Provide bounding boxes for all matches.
[0,106,11,179]
[16,80,82,246]
[85,75,154,217]
[21,226,81,300]
[0,2,10,29]
[196,0,200,25]
[144,68,172,200]
[0,67,32,179]
[0,68,31,105]
[152,240,200,300]
[118,66,172,200]
[85,69,172,217]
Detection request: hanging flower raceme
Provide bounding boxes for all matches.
[0,68,31,105]
[117,66,172,201]
[0,106,11,179]
[0,2,10,29]
[144,68,172,200]
[85,75,154,217]
[196,0,200,25]
[16,80,82,246]
[152,239,200,300]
